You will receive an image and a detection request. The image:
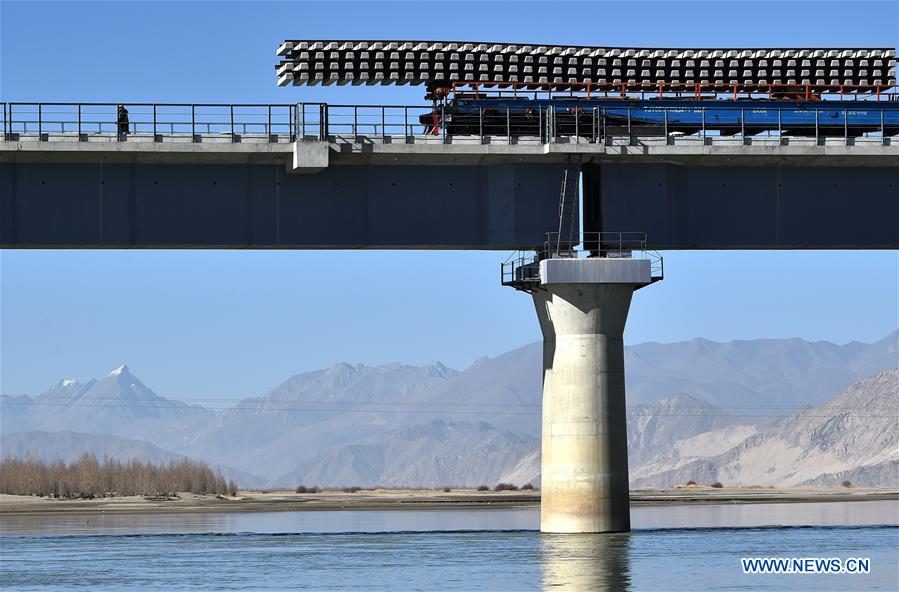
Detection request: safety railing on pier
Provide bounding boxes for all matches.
[2,101,897,147]
[500,232,664,292]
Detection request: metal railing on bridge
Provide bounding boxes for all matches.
[1,103,297,143]
[3,101,897,147]
[296,102,899,146]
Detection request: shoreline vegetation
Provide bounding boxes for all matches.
[0,455,237,499]
[2,486,896,515]
[1,456,896,515]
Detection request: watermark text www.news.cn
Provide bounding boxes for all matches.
[742,557,871,575]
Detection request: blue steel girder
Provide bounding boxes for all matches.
[582,163,899,250]
[0,161,566,249]
[1,156,897,250]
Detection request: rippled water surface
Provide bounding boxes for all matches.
[2,502,897,591]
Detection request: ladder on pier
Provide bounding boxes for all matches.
[554,158,580,256]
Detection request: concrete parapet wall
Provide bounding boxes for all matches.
[4,136,897,167]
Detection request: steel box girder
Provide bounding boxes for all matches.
[3,160,897,250]
[0,162,565,249]
[584,162,899,249]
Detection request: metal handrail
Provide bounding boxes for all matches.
[500,231,664,291]
[1,102,297,143]
[2,101,896,147]
[296,102,895,146]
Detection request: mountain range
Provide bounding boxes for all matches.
[2,331,896,488]
[629,368,898,488]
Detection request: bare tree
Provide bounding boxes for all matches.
[0,455,234,498]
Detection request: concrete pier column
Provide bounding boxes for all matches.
[533,257,653,533]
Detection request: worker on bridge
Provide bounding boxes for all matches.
[117,104,130,137]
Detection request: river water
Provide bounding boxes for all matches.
[1,501,896,591]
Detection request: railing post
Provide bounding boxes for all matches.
[77,104,82,141]
[740,108,745,142]
[268,105,272,141]
[191,104,196,142]
[230,105,234,141]
[552,106,557,143]
[300,103,306,139]
[627,106,632,140]
[404,106,408,141]
[479,106,484,143]
[664,108,668,143]
[815,109,819,144]
[381,106,386,142]
[700,107,705,141]
[777,108,782,143]
[442,104,447,144]
[152,104,157,141]
[574,108,579,144]
[38,103,42,140]
[506,106,511,145]
[844,108,848,146]
[881,109,885,146]
[288,104,294,141]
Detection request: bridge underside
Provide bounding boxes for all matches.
[0,162,564,249]
[1,159,897,249]
[586,163,899,250]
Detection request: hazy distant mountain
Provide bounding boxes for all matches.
[1,365,212,445]
[631,369,899,488]
[624,330,898,408]
[626,394,757,481]
[802,460,899,487]
[275,419,539,488]
[2,332,895,488]
[267,393,770,489]
[172,361,460,479]
[403,331,899,434]
[411,347,544,434]
[0,430,266,488]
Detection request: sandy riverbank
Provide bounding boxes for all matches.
[1,486,896,515]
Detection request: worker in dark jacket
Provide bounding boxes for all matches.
[117,104,130,136]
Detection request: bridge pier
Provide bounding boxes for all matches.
[532,257,654,533]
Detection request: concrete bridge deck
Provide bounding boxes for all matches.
[4,134,897,168]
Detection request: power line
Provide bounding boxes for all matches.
[2,400,896,419]
[6,395,897,410]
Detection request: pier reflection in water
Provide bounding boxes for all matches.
[542,532,631,591]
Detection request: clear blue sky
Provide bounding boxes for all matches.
[1,1,897,399]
